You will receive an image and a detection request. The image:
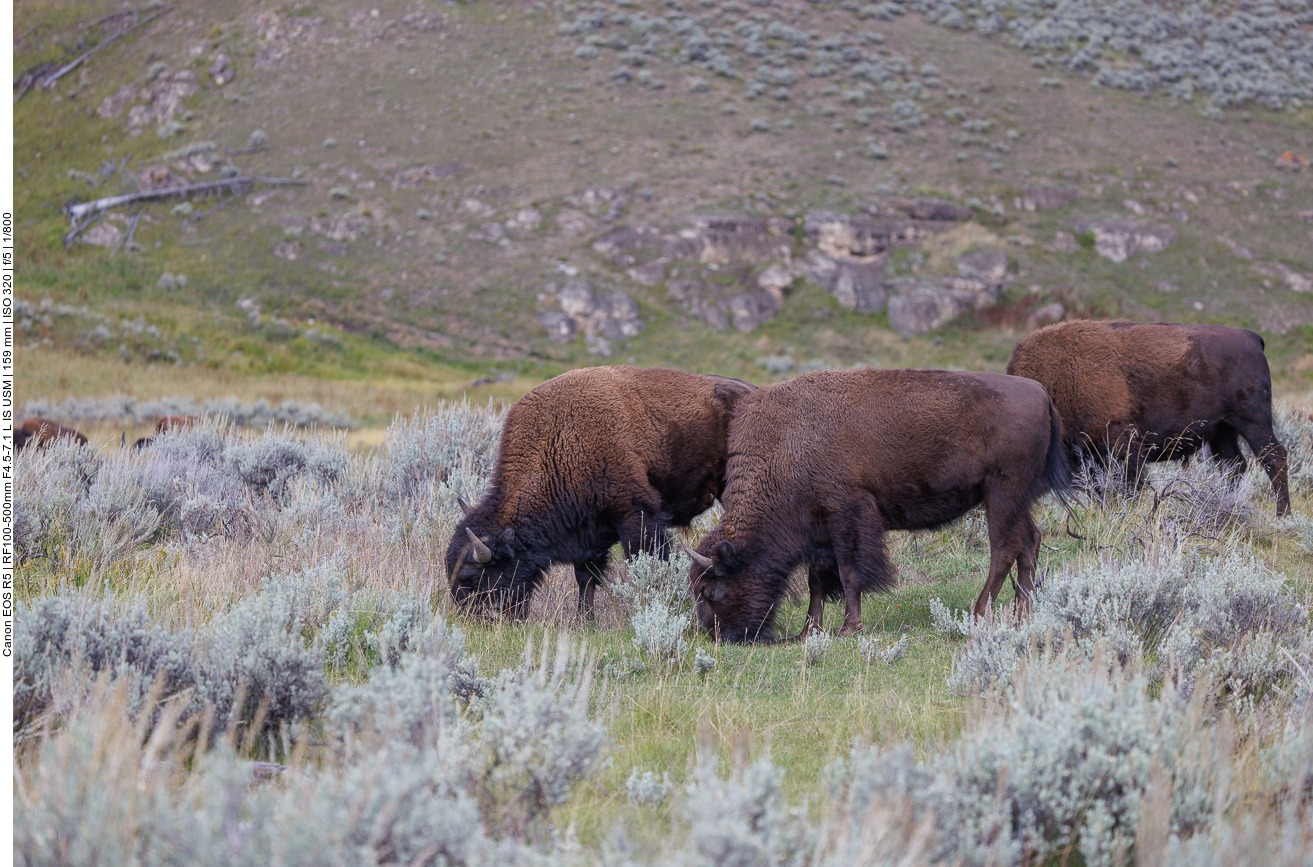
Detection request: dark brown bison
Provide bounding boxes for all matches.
[446,366,755,619]
[686,369,1074,643]
[13,418,88,452]
[1007,320,1290,515]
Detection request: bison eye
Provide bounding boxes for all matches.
[703,582,727,604]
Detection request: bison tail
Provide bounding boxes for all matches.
[1041,398,1080,521]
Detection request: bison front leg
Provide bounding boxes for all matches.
[830,500,893,637]
[1232,419,1292,517]
[574,557,608,621]
[791,564,832,641]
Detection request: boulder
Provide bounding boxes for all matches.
[664,216,792,264]
[796,250,889,313]
[727,291,780,333]
[551,281,645,340]
[887,277,1000,336]
[1066,219,1176,264]
[956,248,1009,282]
[804,210,948,257]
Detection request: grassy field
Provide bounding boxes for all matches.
[13,398,1313,864]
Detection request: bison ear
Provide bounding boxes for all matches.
[714,540,737,562]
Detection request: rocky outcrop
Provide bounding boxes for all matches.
[887,277,1002,337]
[796,251,889,313]
[663,216,793,265]
[1066,219,1176,264]
[666,280,779,333]
[542,281,645,347]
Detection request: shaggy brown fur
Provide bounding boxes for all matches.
[446,366,755,619]
[13,418,88,452]
[1007,320,1290,515]
[688,369,1074,642]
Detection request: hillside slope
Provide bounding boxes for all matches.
[14,0,1313,398]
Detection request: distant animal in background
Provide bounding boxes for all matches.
[133,415,201,450]
[446,366,756,620]
[13,418,88,452]
[1007,319,1290,515]
[156,415,200,433]
[686,369,1075,642]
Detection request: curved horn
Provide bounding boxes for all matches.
[465,527,493,563]
[456,495,473,517]
[679,541,714,571]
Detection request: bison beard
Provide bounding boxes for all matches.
[1007,320,1291,516]
[445,366,754,619]
[688,369,1074,643]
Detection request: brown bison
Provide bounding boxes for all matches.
[446,366,756,619]
[13,418,88,452]
[686,369,1074,643]
[1007,320,1290,515]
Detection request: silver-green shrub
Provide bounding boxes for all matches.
[677,753,812,867]
[631,598,691,665]
[949,548,1311,704]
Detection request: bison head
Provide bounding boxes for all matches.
[685,537,777,643]
[446,524,535,617]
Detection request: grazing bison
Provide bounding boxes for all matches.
[446,366,756,619]
[686,369,1074,643]
[13,418,88,452]
[1007,320,1290,515]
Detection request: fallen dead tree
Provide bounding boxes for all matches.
[63,176,308,247]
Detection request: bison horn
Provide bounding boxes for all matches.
[465,527,494,563]
[679,541,714,571]
[457,496,473,517]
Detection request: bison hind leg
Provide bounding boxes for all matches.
[1207,425,1247,481]
[975,504,1041,619]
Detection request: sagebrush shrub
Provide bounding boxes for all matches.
[631,598,690,665]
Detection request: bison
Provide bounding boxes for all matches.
[446,366,755,619]
[13,418,88,452]
[1006,320,1290,515]
[686,369,1074,643]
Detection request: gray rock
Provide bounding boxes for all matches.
[209,54,233,86]
[885,197,973,221]
[1014,186,1079,212]
[1252,261,1312,293]
[887,277,1001,336]
[309,214,369,242]
[555,208,592,237]
[1066,219,1177,264]
[956,248,1009,282]
[664,216,792,264]
[728,291,780,332]
[796,250,889,312]
[554,282,644,339]
[627,258,669,287]
[540,310,576,341]
[804,211,951,257]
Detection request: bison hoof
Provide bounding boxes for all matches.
[836,622,864,638]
